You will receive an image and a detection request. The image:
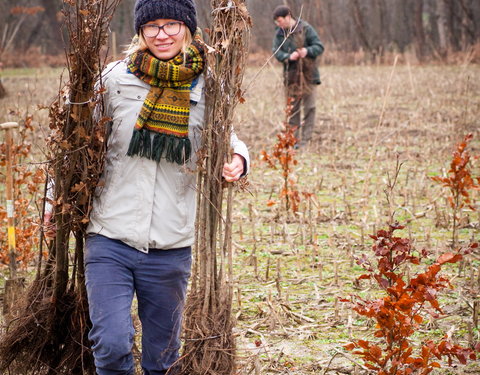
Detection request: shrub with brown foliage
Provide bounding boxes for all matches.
[342,224,479,375]
[0,115,44,269]
[431,133,480,249]
[260,98,303,214]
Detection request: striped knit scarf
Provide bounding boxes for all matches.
[126,34,205,164]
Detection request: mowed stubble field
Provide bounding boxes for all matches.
[1,62,480,374]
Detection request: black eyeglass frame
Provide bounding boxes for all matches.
[140,21,184,38]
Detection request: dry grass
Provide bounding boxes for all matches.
[1,62,480,374]
[0,68,62,159]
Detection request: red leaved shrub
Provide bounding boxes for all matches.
[343,224,478,374]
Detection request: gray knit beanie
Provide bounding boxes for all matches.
[134,0,197,36]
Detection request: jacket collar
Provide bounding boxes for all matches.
[190,75,204,104]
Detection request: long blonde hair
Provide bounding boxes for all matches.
[124,26,193,59]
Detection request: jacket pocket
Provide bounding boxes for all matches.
[178,168,196,230]
[110,77,148,113]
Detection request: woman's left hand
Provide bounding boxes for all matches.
[222,154,245,182]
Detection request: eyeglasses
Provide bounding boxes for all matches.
[140,22,184,38]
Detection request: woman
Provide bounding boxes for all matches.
[84,0,249,374]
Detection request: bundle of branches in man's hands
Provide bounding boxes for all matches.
[0,1,120,374]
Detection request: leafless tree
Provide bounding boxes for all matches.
[37,1,480,59]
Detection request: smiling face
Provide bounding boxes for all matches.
[142,19,186,60]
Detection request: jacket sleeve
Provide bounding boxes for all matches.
[305,24,324,58]
[196,76,250,176]
[94,62,119,121]
[272,28,290,63]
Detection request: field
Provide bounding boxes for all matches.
[1,62,480,374]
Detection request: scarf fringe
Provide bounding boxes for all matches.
[126,128,191,164]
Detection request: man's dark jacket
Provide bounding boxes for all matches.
[272,19,324,85]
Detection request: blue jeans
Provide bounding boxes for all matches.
[85,234,192,375]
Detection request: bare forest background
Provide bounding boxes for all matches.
[1,0,480,68]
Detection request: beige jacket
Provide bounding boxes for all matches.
[87,61,249,252]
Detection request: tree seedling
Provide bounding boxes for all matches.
[342,223,478,374]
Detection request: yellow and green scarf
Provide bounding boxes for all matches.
[126,34,205,164]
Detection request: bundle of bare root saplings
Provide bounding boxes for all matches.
[178,1,251,375]
[0,1,120,374]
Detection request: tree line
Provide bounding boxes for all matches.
[247,0,480,62]
[0,0,479,65]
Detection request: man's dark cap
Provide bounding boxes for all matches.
[273,5,291,19]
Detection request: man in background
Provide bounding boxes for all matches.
[272,5,324,148]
